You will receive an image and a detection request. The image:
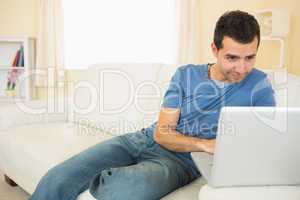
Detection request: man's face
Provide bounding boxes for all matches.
[211,36,258,83]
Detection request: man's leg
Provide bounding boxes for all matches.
[89,157,194,200]
[30,135,136,200]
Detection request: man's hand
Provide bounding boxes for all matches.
[199,139,216,154]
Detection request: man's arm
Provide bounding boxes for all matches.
[153,107,215,154]
[253,76,276,106]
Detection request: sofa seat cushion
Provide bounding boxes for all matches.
[76,177,206,200]
[0,122,205,199]
[0,122,113,194]
[199,185,300,200]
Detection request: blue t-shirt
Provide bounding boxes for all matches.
[144,63,276,175]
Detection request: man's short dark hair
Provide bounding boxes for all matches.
[214,10,260,49]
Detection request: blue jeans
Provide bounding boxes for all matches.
[30,130,199,200]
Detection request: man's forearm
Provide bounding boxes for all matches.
[153,129,215,153]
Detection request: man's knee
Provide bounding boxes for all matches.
[89,166,166,200]
[89,167,135,200]
[89,168,115,197]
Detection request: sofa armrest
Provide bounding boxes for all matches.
[0,100,68,130]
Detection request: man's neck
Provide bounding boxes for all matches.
[209,63,227,82]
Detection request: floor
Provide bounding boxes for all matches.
[0,171,30,200]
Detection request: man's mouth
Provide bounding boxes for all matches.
[230,73,246,82]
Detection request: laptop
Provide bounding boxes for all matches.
[191,106,300,188]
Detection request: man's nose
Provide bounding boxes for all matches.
[236,61,247,74]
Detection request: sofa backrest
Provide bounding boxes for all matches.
[68,63,178,136]
[67,64,300,136]
[0,100,67,130]
[265,69,300,107]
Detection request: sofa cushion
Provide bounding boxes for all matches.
[76,177,206,200]
[0,100,67,130]
[0,122,113,194]
[265,69,300,107]
[199,185,300,200]
[68,63,179,136]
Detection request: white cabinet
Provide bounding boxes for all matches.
[0,36,36,101]
[255,10,290,69]
[255,10,289,38]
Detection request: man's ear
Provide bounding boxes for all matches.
[211,42,218,58]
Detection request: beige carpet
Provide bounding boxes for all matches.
[0,171,30,200]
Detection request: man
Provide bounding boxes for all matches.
[30,10,275,200]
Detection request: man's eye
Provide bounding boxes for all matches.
[227,56,238,61]
[246,56,255,61]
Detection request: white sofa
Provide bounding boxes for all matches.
[0,64,299,200]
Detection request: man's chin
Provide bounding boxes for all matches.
[228,76,245,83]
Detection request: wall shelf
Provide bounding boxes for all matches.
[0,36,36,101]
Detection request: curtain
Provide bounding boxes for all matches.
[177,0,202,65]
[36,0,65,87]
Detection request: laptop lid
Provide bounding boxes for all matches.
[209,107,300,187]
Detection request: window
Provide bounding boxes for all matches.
[62,0,178,68]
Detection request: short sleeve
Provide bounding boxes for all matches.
[162,69,184,108]
[252,77,276,106]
